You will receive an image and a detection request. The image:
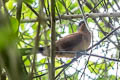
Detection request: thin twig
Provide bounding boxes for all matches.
[16,0,23,23]
[24,2,39,17]
[49,0,56,80]
[89,0,104,13]
[77,0,90,79]
[21,12,120,23]
[56,51,120,62]
[87,26,120,51]
[55,67,66,79]
[33,58,77,78]
[29,22,41,80]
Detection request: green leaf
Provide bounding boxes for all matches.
[0,15,17,48]
[88,18,94,23]
[98,22,111,39]
[40,58,46,64]
[99,31,104,39]
[69,1,78,10]
[55,60,61,67]
[20,24,25,31]
[96,75,117,80]
[66,59,72,63]
[65,0,71,8]
[83,6,90,12]
[99,22,111,33]
[32,23,37,30]
[22,3,36,19]
[45,62,48,69]
[69,24,77,33]
[23,0,35,4]
[6,0,16,10]
[24,58,30,66]
[56,0,65,14]
[10,17,19,33]
[88,61,115,75]
[88,61,96,73]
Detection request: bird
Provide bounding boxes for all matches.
[41,21,91,58]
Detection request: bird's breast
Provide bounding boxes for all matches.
[72,32,91,51]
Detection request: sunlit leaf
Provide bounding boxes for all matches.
[56,0,65,14]
[84,6,90,12]
[99,31,105,39]
[6,0,16,10]
[10,17,19,33]
[40,58,46,64]
[69,23,77,34]
[23,0,35,4]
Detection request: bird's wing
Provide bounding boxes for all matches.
[56,32,83,51]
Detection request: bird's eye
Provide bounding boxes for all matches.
[79,21,84,26]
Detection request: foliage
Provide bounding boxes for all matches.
[0,0,120,80]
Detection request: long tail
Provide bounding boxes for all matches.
[20,47,45,56]
[38,47,44,53]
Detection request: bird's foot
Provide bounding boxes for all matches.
[76,50,87,58]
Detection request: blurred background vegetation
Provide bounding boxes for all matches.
[0,0,120,80]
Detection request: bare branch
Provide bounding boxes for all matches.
[49,0,56,80]
[87,26,120,51]
[21,12,120,23]
[24,2,39,17]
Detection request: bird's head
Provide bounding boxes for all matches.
[77,20,90,33]
[78,20,85,27]
[78,20,86,32]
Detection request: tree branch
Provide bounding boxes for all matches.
[21,12,120,23]
[87,26,120,51]
[49,0,56,80]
